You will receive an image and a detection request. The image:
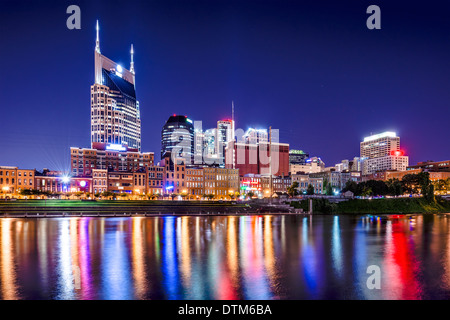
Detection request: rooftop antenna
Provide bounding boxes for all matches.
[130,44,135,74]
[232,100,234,124]
[95,20,100,54]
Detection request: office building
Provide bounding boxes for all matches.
[70,143,154,176]
[217,119,235,164]
[290,157,325,175]
[91,21,141,151]
[407,160,450,172]
[289,149,310,165]
[360,131,408,175]
[363,154,409,175]
[360,131,400,159]
[161,115,195,164]
[226,141,290,177]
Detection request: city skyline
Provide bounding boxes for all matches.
[1,0,450,171]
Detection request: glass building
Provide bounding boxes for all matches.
[91,21,141,151]
[161,115,194,164]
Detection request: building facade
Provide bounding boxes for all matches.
[360,131,400,159]
[91,21,141,151]
[161,115,194,164]
[0,166,35,194]
[226,141,290,177]
[70,143,154,177]
[291,174,323,195]
[363,155,409,175]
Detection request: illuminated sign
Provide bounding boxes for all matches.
[106,144,127,151]
[186,118,193,124]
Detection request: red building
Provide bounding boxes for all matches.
[226,141,289,177]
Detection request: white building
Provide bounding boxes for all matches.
[243,128,268,145]
[360,131,400,159]
[289,157,325,175]
[360,131,408,175]
[363,155,409,175]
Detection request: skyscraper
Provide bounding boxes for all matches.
[217,119,235,165]
[360,132,408,175]
[161,115,194,164]
[91,21,141,151]
[242,128,268,145]
[360,131,399,159]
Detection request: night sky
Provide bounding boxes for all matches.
[1,0,449,171]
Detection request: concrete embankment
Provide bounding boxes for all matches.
[0,200,298,217]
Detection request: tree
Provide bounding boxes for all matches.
[386,178,402,197]
[325,183,333,196]
[361,186,372,197]
[417,172,434,202]
[306,184,314,195]
[402,174,420,194]
[287,181,299,198]
[343,180,358,195]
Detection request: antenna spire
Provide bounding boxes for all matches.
[95,20,101,53]
[130,44,135,74]
[232,100,234,124]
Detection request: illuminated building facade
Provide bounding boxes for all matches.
[203,167,239,197]
[360,131,400,159]
[291,173,323,194]
[186,167,204,197]
[363,153,409,175]
[217,120,235,164]
[161,115,195,164]
[34,170,92,193]
[289,149,309,165]
[407,160,450,172]
[243,128,268,144]
[0,166,35,194]
[70,143,154,176]
[91,21,141,151]
[360,132,408,175]
[226,141,290,177]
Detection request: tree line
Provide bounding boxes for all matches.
[342,172,437,201]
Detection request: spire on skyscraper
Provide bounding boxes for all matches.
[130,44,135,74]
[95,20,101,54]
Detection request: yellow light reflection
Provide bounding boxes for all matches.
[0,219,18,300]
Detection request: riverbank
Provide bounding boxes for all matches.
[0,199,295,216]
[290,197,450,214]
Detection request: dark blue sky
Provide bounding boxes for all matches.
[1,0,449,171]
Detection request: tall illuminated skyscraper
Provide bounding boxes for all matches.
[91,21,141,151]
[217,119,235,165]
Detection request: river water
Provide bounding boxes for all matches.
[1,214,450,300]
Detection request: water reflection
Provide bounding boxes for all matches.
[1,214,450,299]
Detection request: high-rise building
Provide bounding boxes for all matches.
[360,131,400,159]
[217,119,235,164]
[360,132,408,175]
[91,21,141,151]
[242,128,268,145]
[161,115,195,164]
[289,149,310,165]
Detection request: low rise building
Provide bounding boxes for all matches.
[291,173,323,194]
[0,166,35,194]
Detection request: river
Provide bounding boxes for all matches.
[0,214,449,299]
